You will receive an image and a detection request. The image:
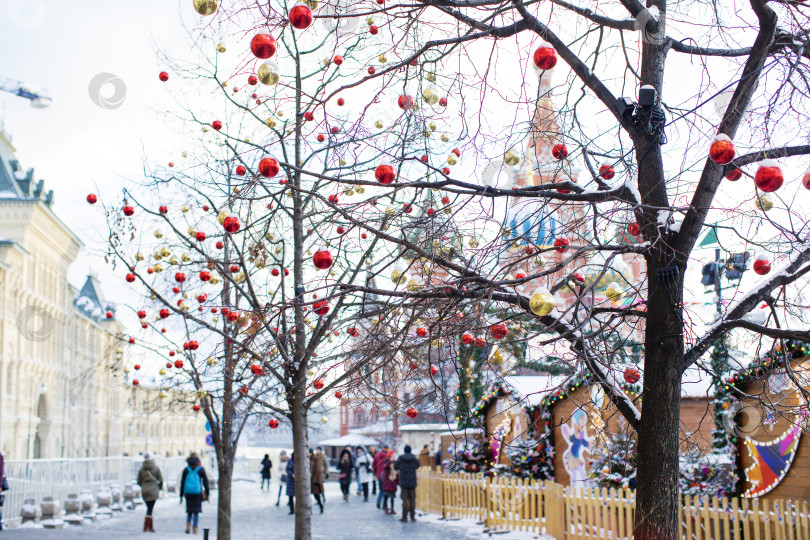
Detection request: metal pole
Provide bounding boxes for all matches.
[714,248,723,320]
[203,528,210,539]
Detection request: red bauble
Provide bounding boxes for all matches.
[347,327,359,337]
[475,337,486,348]
[406,407,418,418]
[335,391,343,399]
[754,160,784,192]
[333,55,344,65]
[159,205,168,214]
[289,3,313,29]
[337,98,345,106]
[416,327,428,337]
[599,163,615,180]
[212,120,222,131]
[430,366,439,376]
[313,301,330,316]
[248,75,258,86]
[250,364,263,375]
[489,323,508,340]
[803,169,810,190]
[552,143,568,160]
[215,241,224,249]
[317,134,325,143]
[268,419,279,429]
[125,273,135,283]
[86,194,97,204]
[554,238,570,252]
[258,157,280,178]
[174,272,187,283]
[627,223,641,236]
[271,268,280,276]
[137,310,147,319]
[533,43,557,70]
[195,231,206,241]
[240,386,249,395]
[313,249,333,269]
[197,293,207,303]
[369,25,379,35]
[367,66,376,75]
[725,168,743,181]
[397,95,414,111]
[133,363,140,369]
[159,308,170,318]
[442,167,450,175]
[223,216,241,233]
[375,164,396,184]
[106,312,113,319]
[236,165,246,176]
[753,255,771,275]
[132,379,139,386]
[623,368,641,384]
[250,34,277,59]
[158,71,169,82]
[123,206,134,216]
[709,135,735,165]
[193,405,201,412]
[199,271,211,282]
[313,379,325,390]
[439,97,448,107]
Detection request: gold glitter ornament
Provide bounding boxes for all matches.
[378,54,388,63]
[375,121,384,129]
[422,88,439,105]
[529,290,555,316]
[447,155,457,165]
[258,61,280,85]
[755,192,774,212]
[504,150,521,166]
[216,42,226,53]
[194,0,219,16]
[266,118,277,128]
[441,134,450,142]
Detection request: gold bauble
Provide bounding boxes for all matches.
[159,369,166,376]
[218,211,227,224]
[153,264,164,273]
[755,193,774,212]
[160,247,171,257]
[355,186,365,194]
[378,54,388,63]
[154,230,163,239]
[366,16,374,25]
[206,357,217,366]
[428,122,437,131]
[168,256,179,265]
[258,62,280,85]
[375,121,384,129]
[447,155,457,165]
[187,227,197,236]
[266,118,277,128]
[529,290,555,316]
[422,129,432,138]
[385,207,395,216]
[277,110,284,117]
[303,0,318,8]
[504,150,521,166]
[179,300,190,311]
[135,253,144,261]
[605,282,624,302]
[193,0,219,16]
[422,88,439,105]
[209,276,220,284]
[181,253,191,262]
[426,73,436,83]
[255,258,266,269]
[339,158,347,166]
[265,232,275,241]
[391,270,407,285]
[216,42,226,53]
[406,279,421,292]
[468,238,479,248]
[182,205,190,213]
[441,134,449,142]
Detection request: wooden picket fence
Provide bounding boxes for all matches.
[415,470,810,539]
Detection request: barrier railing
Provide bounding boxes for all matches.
[415,470,810,539]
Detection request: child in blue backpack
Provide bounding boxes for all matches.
[180,452,210,535]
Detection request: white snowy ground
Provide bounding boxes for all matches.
[1,481,556,539]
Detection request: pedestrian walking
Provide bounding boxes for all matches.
[285,453,296,514]
[179,452,210,535]
[137,452,163,533]
[309,449,324,513]
[372,444,389,509]
[369,446,378,497]
[394,445,420,522]
[276,450,289,506]
[381,449,398,515]
[354,447,373,501]
[337,448,353,501]
[315,447,328,506]
[0,450,6,531]
[260,454,273,491]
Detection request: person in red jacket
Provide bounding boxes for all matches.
[381,450,398,515]
[372,444,390,509]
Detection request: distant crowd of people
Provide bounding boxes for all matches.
[266,444,422,522]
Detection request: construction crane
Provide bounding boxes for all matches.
[0,77,52,108]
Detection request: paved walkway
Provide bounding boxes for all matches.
[0,481,475,540]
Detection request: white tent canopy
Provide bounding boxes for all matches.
[318,433,380,447]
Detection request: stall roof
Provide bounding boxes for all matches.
[503,375,571,406]
[398,423,454,432]
[318,433,380,447]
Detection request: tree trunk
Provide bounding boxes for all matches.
[216,458,233,540]
[633,259,684,540]
[291,394,311,540]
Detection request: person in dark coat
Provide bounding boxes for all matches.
[337,448,353,501]
[394,445,420,522]
[381,450,398,515]
[309,449,324,513]
[137,453,163,532]
[285,453,296,514]
[0,450,5,531]
[180,453,210,535]
[260,454,273,491]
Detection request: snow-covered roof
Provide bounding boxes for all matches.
[503,375,571,406]
[318,433,380,447]
[681,368,715,399]
[398,423,454,432]
[348,420,393,435]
